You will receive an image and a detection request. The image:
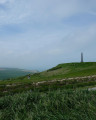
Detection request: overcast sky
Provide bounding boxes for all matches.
[0,0,96,71]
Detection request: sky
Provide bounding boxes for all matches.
[0,0,96,71]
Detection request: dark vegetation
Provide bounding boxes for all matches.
[1,76,96,97]
[47,66,62,71]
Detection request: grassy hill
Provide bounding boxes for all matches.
[46,62,96,78]
[21,62,96,82]
[1,62,96,84]
[0,68,38,80]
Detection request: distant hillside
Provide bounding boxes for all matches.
[0,68,38,80]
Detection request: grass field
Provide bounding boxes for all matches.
[1,89,96,120]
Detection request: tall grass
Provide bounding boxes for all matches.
[0,89,96,120]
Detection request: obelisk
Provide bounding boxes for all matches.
[81,52,83,63]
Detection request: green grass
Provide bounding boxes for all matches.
[1,89,96,120]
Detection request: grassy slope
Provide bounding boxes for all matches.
[24,62,96,82]
[1,62,96,85]
[41,62,96,78]
[16,62,96,82]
